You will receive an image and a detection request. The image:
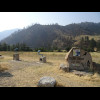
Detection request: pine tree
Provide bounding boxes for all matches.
[89,38,96,51]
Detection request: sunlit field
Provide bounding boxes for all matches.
[0,51,100,87]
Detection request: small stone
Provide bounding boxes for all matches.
[38,76,56,87]
[59,63,69,72]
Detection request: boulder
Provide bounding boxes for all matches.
[38,76,56,87]
[59,63,70,72]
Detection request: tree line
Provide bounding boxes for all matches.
[0,43,33,51]
[0,36,100,52]
[75,36,100,52]
[34,36,100,52]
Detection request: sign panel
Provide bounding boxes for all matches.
[73,49,80,56]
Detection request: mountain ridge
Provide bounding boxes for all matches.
[1,22,100,49]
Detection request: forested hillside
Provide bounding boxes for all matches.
[1,22,100,51]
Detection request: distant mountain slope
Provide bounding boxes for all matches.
[64,22,100,35]
[1,22,100,49]
[0,28,19,41]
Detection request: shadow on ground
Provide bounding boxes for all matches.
[73,62,100,76]
[93,62,100,73]
[0,72,13,77]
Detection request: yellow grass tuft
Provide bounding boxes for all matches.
[0,63,10,72]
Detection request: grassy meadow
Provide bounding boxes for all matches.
[0,51,100,87]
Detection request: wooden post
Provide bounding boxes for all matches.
[13,54,19,61]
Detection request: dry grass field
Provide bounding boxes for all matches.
[0,51,100,87]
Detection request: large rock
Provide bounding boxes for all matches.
[38,76,56,87]
[59,63,70,72]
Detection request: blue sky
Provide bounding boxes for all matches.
[0,12,100,32]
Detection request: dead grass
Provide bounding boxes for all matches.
[0,51,100,87]
[0,63,10,72]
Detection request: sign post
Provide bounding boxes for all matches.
[13,48,19,61]
[38,50,46,63]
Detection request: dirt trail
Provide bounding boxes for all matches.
[0,60,43,87]
[8,60,43,72]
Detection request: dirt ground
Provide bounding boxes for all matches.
[0,60,44,87]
